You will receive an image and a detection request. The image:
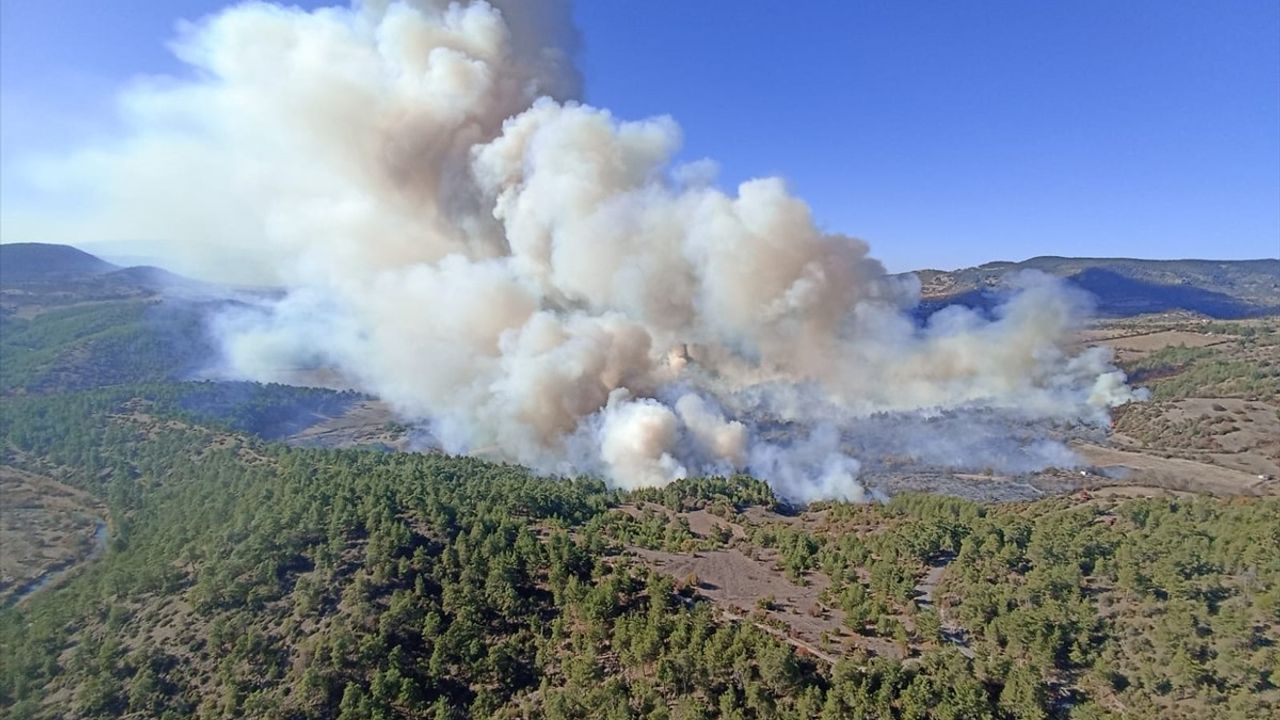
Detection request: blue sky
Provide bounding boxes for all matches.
[2,0,1277,271]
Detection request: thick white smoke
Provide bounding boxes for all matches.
[15,1,1145,502]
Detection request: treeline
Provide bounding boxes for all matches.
[176,381,362,439]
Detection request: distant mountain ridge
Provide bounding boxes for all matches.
[910,256,1280,318]
[0,243,118,283]
[0,243,224,303]
[3,243,1277,318]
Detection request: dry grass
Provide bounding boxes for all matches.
[0,465,107,605]
[284,399,411,450]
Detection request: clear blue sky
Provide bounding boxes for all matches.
[2,1,1277,271]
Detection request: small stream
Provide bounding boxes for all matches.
[7,520,109,606]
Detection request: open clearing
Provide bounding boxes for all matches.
[1113,397,1280,477]
[1073,442,1275,496]
[1077,316,1280,495]
[285,400,410,450]
[0,465,107,605]
[629,544,910,661]
[1100,329,1230,358]
[619,503,926,662]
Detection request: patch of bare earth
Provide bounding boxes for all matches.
[1113,398,1279,479]
[1072,442,1275,496]
[0,465,107,604]
[618,505,917,663]
[1098,329,1230,363]
[629,545,903,662]
[285,399,411,450]
[683,509,747,539]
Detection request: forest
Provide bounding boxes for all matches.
[1,381,1276,719]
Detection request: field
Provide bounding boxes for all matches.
[618,502,940,664]
[1083,314,1279,495]
[284,400,411,451]
[0,466,107,606]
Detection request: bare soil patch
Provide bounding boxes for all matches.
[1104,330,1229,354]
[1084,485,1196,499]
[286,400,410,450]
[0,465,107,604]
[683,509,745,539]
[630,545,905,661]
[1113,398,1280,478]
[1073,442,1275,496]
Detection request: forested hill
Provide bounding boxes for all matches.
[910,257,1280,318]
[0,242,359,434]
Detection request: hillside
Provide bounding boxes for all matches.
[912,257,1280,318]
[0,244,1278,719]
[2,393,1276,720]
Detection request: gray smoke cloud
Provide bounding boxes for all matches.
[12,0,1145,502]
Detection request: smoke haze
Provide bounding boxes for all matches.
[14,0,1145,501]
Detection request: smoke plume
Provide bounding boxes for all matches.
[16,0,1145,501]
